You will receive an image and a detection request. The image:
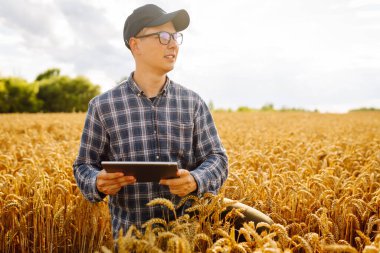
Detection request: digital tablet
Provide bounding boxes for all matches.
[101,161,179,182]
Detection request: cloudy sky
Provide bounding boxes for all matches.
[0,0,379,112]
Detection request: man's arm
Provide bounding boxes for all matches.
[73,100,109,202]
[189,99,228,196]
[159,98,228,197]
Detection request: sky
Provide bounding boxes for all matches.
[0,0,379,113]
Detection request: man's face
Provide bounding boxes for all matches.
[133,22,179,75]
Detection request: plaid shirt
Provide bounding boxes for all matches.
[73,74,228,238]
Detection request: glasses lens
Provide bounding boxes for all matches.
[159,32,171,45]
[173,33,183,45]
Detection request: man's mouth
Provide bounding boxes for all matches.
[164,54,176,59]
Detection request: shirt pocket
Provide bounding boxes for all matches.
[166,122,194,164]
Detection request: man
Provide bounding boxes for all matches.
[73,4,228,239]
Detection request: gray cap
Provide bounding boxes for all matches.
[123,4,190,49]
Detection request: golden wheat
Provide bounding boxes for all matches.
[1,112,379,252]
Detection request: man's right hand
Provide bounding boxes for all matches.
[96,170,136,195]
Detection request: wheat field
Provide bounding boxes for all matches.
[0,112,379,252]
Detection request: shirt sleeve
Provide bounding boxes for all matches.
[73,99,108,202]
[189,99,228,196]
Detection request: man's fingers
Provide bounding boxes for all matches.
[177,169,189,177]
[160,169,197,197]
[98,171,124,179]
[160,169,189,186]
[98,178,136,195]
[117,175,136,183]
[160,177,183,186]
[167,184,185,191]
[97,170,136,195]
[98,176,135,187]
[103,186,122,195]
[168,188,187,197]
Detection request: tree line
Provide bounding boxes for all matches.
[0,68,100,113]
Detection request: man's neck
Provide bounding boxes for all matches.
[133,69,167,98]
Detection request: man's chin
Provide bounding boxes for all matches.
[161,65,175,74]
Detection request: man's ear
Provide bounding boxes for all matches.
[130,38,140,54]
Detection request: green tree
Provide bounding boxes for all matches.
[37,75,100,112]
[0,77,42,113]
[0,81,8,112]
[260,103,274,111]
[35,68,60,81]
[237,106,254,112]
[349,107,380,112]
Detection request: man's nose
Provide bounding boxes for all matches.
[167,35,179,48]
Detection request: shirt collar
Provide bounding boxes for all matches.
[126,72,171,97]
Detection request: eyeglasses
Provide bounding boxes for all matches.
[134,31,183,45]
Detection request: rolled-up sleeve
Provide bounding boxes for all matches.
[73,99,108,202]
[190,100,228,196]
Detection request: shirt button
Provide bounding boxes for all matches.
[137,93,141,96]
[154,130,157,134]
[156,155,160,159]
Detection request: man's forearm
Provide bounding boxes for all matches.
[73,163,106,202]
[190,151,228,196]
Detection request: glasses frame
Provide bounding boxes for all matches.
[134,31,183,45]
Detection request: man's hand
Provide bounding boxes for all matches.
[159,169,197,197]
[96,170,136,195]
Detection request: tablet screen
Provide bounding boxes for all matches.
[101,161,179,182]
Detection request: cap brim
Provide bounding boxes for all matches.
[146,9,190,32]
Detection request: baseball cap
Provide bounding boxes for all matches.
[123,4,190,49]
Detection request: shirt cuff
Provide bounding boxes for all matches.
[91,170,107,201]
[190,170,207,197]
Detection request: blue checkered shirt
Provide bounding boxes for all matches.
[73,74,228,238]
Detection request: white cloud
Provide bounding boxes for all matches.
[84,69,118,91]
[348,0,380,8]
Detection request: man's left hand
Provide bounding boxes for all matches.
[159,169,197,197]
